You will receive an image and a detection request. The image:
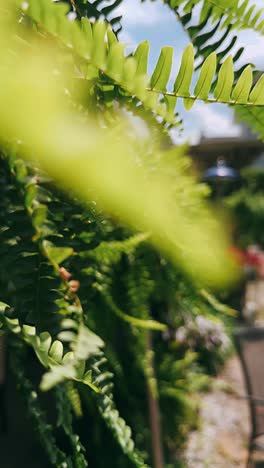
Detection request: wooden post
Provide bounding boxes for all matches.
[145,333,164,468]
[0,334,6,433]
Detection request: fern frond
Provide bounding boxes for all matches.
[235,105,264,140]
[9,340,72,467]
[166,4,246,83]
[84,233,150,265]
[150,0,264,35]
[61,0,124,35]
[22,0,264,117]
[83,352,148,468]
[19,0,179,126]
[0,303,103,391]
[81,233,167,331]
[55,384,87,466]
[101,289,167,330]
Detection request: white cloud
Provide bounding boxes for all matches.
[251,0,264,8]
[118,30,136,52]
[171,127,201,145]
[237,31,264,67]
[115,0,171,26]
[192,103,241,138]
[171,103,242,145]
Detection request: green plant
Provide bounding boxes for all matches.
[226,168,264,248]
[0,1,263,467]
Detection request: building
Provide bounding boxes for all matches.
[190,121,264,173]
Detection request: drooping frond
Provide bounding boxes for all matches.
[145,0,262,86]
[9,340,76,467]
[148,0,264,35]
[164,4,247,81]
[0,145,151,467]
[84,352,149,468]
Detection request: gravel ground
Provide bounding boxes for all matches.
[184,357,251,467]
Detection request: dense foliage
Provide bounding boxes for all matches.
[1,1,264,467]
[227,168,264,248]
[0,150,234,466]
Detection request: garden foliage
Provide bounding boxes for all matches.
[0,0,264,467]
[227,168,264,248]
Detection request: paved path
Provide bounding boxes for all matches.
[184,356,251,467]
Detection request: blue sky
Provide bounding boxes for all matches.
[115,0,264,144]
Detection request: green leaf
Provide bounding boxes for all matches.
[40,365,76,391]
[143,90,159,109]
[232,65,253,103]
[107,28,117,46]
[244,4,256,24]
[122,57,137,90]
[184,97,195,110]
[249,73,264,104]
[81,18,93,58]
[200,289,238,317]
[28,0,42,22]
[25,184,37,209]
[80,369,100,392]
[42,240,73,265]
[214,55,234,101]
[23,324,36,337]
[5,317,21,334]
[238,0,250,18]
[83,370,92,383]
[134,40,149,75]
[174,44,194,96]
[81,378,100,392]
[103,293,168,331]
[35,332,52,367]
[39,332,52,353]
[200,1,211,23]
[62,352,75,364]
[32,204,47,231]
[150,46,173,92]
[92,21,106,69]
[61,319,78,329]
[134,75,148,101]
[58,331,76,342]
[0,302,9,313]
[74,324,104,360]
[194,52,216,99]
[164,95,177,121]
[14,159,27,182]
[49,340,64,363]
[106,42,125,80]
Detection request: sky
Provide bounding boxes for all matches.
[113,0,264,145]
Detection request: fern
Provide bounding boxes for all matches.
[9,339,72,467]
[226,168,264,247]
[55,384,88,467]
[150,0,264,34]
[235,105,264,140]
[21,0,264,118]
[149,0,264,94]
[0,150,153,464]
[0,302,103,391]
[61,0,124,34]
[19,0,179,127]
[163,2,247,84]
[83,352,149,468]
[0,1,255,466]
